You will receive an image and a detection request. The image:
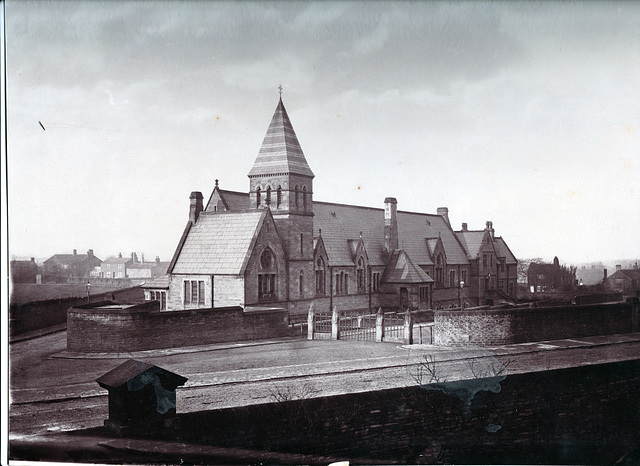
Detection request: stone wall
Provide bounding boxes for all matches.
[434,301,638,346]
[67,302,289,352]
[174,360,640,464]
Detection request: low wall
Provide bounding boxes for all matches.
[10,286,144,336]
[171,360,640,464]
[434,301,638,346]
[67,303,289,353]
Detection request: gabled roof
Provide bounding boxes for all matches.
[312,202,469,267]
[45,253,101,265]
[382,250,434,284]
[171,210,267,275]
[102,256,132,265]
[608,269,640,281]
[205,186,250,212]
[493,237,517,265]
[247,98,314,178]
[96,359,187,390]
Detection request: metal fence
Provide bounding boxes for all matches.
[339,313,377,341]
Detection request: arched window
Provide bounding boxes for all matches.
[266,186,271,206]
[315,257,325,295]
[294,185,299,208]
[302,186,307,209]
[357,257,365,292]
[435,254,444,288]
[299,270,304,297]
[256,187,261,208]
[258,249,276,301]
[276,186,282,208]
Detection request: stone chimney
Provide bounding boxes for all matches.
[190,191,204,223]
[437,207,450,226]
[616,264,622,271]
[603,269,608,281]
[87,249,94,257]
[485,221,495,240]
[384,197,398,253]
[73,249,77,255]
[461,222,468,232]
[118,252,122,259]
[155,256,160,265]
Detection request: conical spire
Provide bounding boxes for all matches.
[248,98,315,178]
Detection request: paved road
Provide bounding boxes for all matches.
[9,331,640,438]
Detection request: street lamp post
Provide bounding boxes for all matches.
[86,281,91,303]
[459,280,465,310]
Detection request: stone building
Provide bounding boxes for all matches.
[164,97,518,320]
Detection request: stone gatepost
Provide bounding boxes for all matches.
[404,308,413,345]
[331,306,340,340]
[376,307,385,342]
[307,302,315,340]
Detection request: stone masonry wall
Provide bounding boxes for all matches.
[67,304,289,352]
[175,360,640,465]
[434,301,636,346]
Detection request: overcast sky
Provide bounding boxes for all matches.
[5,0,640,265]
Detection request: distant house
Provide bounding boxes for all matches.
[43,249,102,283]
[127,257,170,280]
[604,264,640,296]
[10,258,40,284]
[100,253,133,279]
[527,257,577,293]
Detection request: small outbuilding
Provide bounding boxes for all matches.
[96,359,188,433]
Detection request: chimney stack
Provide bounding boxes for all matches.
[485,221,495,240]
[603,269,608,281]
[437,207,450,226]
[384,197,398,253]
[118,252,122,259]
[461,222,468,231]
[73,249,77,255]
[190,191,204,223]
[155,256,160,265]
[616,264,622,271]
[87,249,94,257]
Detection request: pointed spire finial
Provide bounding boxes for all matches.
[215,179,219,187]
[278,85,283,98]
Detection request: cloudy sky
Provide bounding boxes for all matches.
[5,0,640,264]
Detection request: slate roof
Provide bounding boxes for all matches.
[171,210,266,275]
[247,98,315,178]
[382,250,434,284]
[608,269,640,282]
[219,189,249,211]
[493,237,517,265]
[45,252,101,265]
[313,202,469,267]
[96,359,187,390]
[141,275,170,289]
[102,256,132,265]
[455,230,487,259]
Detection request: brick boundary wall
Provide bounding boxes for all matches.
[67,303,289,353]
[169,360,640,465]
[434,301,638,346]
